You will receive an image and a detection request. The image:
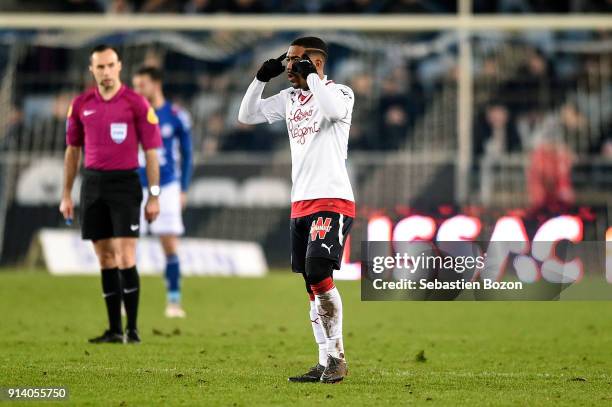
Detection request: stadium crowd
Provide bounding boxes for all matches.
[2,0,611,14]
[2,31,610,160]
[1,0,611,210]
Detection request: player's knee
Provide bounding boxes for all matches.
[116,251,136,269]
[305,257,334,285]
[160,235,178,256]
[97,251,116,269]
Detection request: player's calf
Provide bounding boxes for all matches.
[306,257,347,382]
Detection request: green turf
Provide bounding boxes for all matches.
[1,270,611,406]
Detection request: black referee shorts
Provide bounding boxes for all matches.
[80,168,143,241]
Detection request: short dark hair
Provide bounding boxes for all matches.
[134,66,163,83]
[291,36,328,59]
[89,44,121,61]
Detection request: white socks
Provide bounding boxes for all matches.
[314,287,345,360]
[309,300,328,366]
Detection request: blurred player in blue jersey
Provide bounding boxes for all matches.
[133,66,193,318]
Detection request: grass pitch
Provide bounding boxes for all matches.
[1,270,611,406]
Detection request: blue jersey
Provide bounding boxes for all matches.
[139,101,193,191]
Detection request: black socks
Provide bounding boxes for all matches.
[119,266,140,331]
[101,267,122,334]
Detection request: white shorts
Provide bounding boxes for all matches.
[140,180,185,236]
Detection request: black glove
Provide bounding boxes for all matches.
[290,54,317,80]
[256,52,286,82]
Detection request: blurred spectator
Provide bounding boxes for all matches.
[526,102,589,212]
[500,48,555,118]
[474,103,521,158]
[527,141,575,212]
[379,106,409,150]
[525,102,586,149]
[226,0,265,13]
[107,0,133,13]
[599,139,612,158]
[0,106,24,151]
[138,0,183,12]
[376,68,420,150]
[16,46,69,95]
[347,72,377,150]
[559,103,587,142]
[201,112,225,156]
[141,49,163,69]
[192,73,225,122]
[3,92,74,152]
[184,0,221,13]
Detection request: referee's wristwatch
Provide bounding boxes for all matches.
[149,185,161,197]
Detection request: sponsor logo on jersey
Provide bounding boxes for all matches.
[287,107,319,145]
[310,217,332,241]
[289,107,314,123]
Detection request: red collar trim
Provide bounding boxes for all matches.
[299,93,313,105]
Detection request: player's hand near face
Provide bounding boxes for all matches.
[145,195,160,223]
[256,53,287,82]
[290,54,317,80]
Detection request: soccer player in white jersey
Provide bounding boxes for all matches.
[238,37,355,383]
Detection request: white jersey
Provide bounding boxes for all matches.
[238,74,355,203]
